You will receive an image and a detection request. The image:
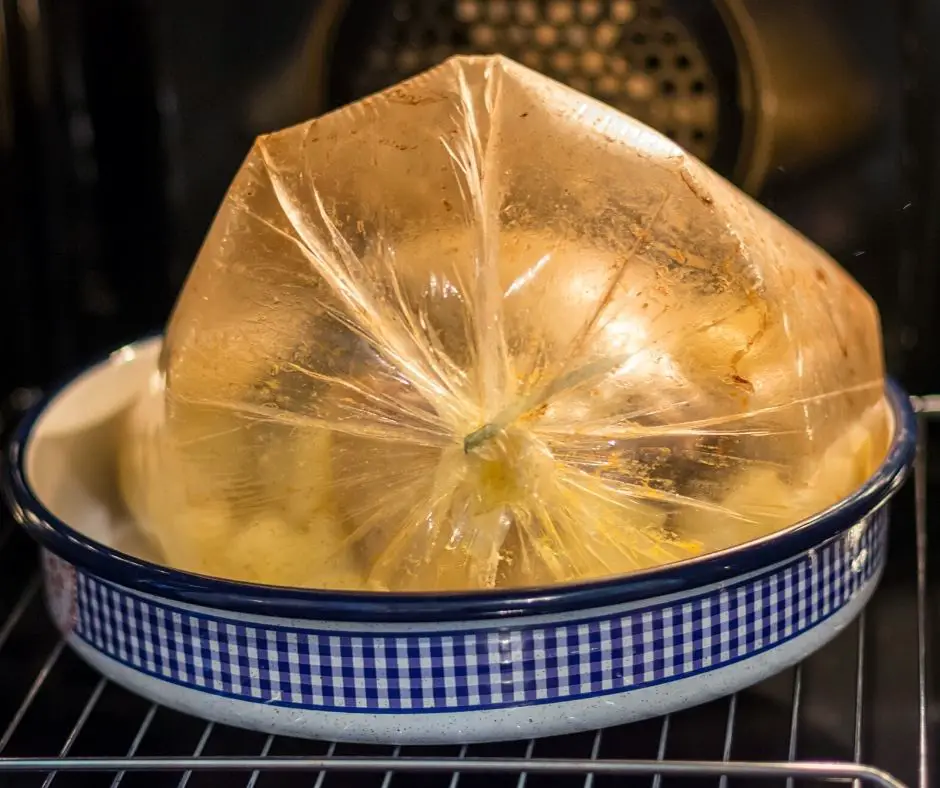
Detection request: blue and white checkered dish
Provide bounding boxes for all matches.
[6,337,917,743]
[54,508,884,715]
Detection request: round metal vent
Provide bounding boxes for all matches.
[329,0,719,162]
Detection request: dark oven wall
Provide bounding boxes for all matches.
[2,0,937,405]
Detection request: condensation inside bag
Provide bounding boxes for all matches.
[118,56,891,592]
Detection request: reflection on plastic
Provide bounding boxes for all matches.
[118,56,889,593]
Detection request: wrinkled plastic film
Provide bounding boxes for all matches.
[118,56,890,592]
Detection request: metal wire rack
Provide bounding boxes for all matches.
[0,400,935,788]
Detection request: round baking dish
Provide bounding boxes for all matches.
[2,337,917,745]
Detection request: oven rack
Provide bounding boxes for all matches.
[0,401,933,788]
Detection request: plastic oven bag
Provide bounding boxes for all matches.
[118,56,890,592]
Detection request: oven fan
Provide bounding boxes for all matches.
[264,0,879,194]
[339,0,722,165]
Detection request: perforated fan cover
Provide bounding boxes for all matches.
[335,0,719,162]
[118,56,889,592]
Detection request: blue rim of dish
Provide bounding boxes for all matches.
[2,337,918,623]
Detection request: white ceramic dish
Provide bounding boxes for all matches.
[3,338,916,745]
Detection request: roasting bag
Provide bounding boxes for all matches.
[118,56,890,591]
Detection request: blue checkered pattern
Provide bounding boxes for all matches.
[68,509,886,714]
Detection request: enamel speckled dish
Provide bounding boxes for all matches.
[2,337,916,745]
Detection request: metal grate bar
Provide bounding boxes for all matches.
[447,744,469,788]
[0,575,41,652]
[853,610,868,788]
[583,727,603,788]
[245,734,274,788]
[719,694,739,788]
[41,676,108,788]
[312,739,337,788]
[380,744,402,788]
[178,721,214,788]
[0,638,65,753]
[786,664,803,788]
[0,756,909,787]
[652,713,671,788]
[515,738,537,788]
[110,702,158,788]
[913,411,930,788]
